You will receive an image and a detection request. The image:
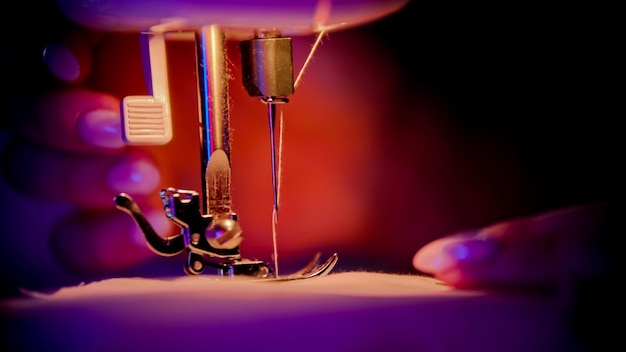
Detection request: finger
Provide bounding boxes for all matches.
[4,4,94,95]
[43,28,104,84]
[50,208,175,276]
[1,138,160,209]
[413,203,610,290]
[16,88,126,153]
[413,232,558,290]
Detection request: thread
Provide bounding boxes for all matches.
[294,29,327,89]
[272,29,327,278]
[271,108,284,277]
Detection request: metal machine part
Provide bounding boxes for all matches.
[115,191,338,279]
[240,31,294,98]
[241,31,293,212]
[114,24,338,280]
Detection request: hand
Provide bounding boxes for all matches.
[413,202,617,293]
[1,16,177,293]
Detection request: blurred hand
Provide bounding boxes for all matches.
[1,24,174,288]
[413,202,616,293]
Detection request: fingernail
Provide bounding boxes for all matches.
[107,158,160,195]
[443,238,500,265]
[77,109,126,149]
[43,43,80,82]
[414,236,465,273]
[414,233,500,274]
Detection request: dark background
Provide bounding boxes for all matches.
[366,1,620,212]
[371,7,623,347]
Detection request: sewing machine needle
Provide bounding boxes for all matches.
[267,101,279,212]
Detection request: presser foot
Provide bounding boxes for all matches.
[114,190,338,281]
[271,252,339,281]
[188,251,339,281]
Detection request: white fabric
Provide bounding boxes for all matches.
[1,272,574,352]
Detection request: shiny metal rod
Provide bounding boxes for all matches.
[196,25,230,215]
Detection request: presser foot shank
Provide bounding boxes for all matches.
[114,190,337,281]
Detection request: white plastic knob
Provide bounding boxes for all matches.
[120,30,172,145]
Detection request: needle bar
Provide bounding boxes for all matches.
[196,25,230,215]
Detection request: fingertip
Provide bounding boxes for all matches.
[30,89,122,154]
[43,43,81,83]
[444,238,501,265]
[1,139,161,208]
[106,156,161,196]
[413,232,479,274]
[413,240,468,288]
[42,29,100,85]
[77,108,126,149]
[412,238,456,274]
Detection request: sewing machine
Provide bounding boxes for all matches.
[53,0,409,279]
[0,4,585,351]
